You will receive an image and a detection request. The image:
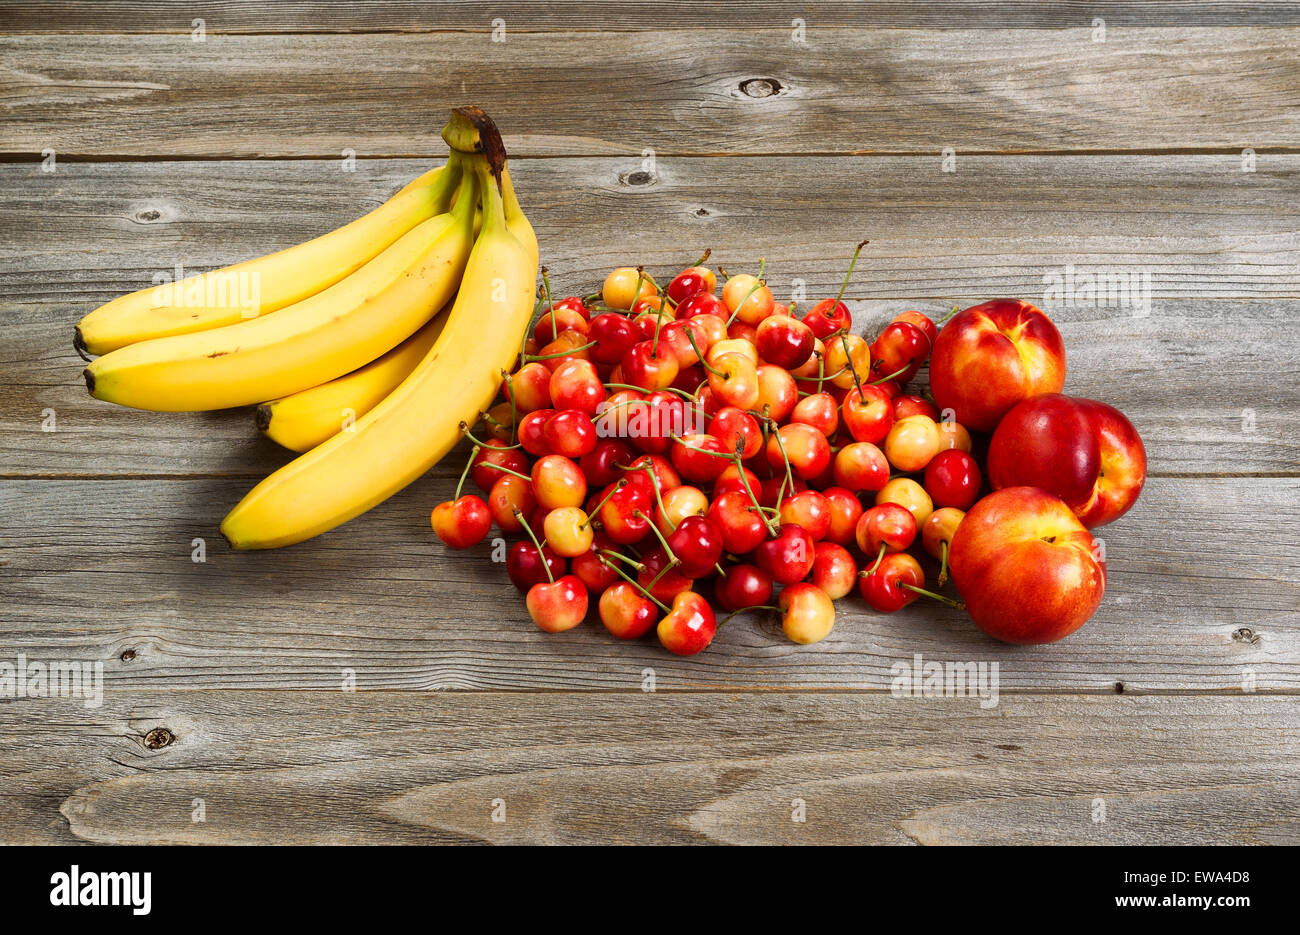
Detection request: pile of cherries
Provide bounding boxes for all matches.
[431,246,979,654]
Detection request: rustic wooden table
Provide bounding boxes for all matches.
[2,3,1297,845]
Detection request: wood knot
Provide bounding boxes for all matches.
[1114,681,1125,694]
[739,77,784,98]
[119,649,136,662]
[135,209,162,222]
[1232,627,1261,645]
[620,170,655,187]
[143,727,175,750]
[693,207,711,218]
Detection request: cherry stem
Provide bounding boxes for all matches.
[525,339,597,362]
[833,239,870,306]
[686,329,728,378]
[901,582,965,610]
[733,452,780,535]
[455,444,480,500]
[459,421,521,451]
[586,478,628,520]
[724,258,766,327]
[635,510,678,565]
[869,364,909,386]
[604,382,692,400]
[937,304,963,326]
[500,369,519,444]
[768,422,796,512]
[937,540,950,587]
[597,549,645,572]
[860,543,886,576]
[514,509,554,583]
[839,333,864,394]
[599,558,670,613]
[718,603,781,628]
[539,266,556,337]
[692,247,712,268]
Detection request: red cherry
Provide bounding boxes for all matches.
[893,393,940,422]
[766,422,832,480]
[923,448,982,510]
[665,515,724,578]
[821,486,865,547]
[790,392,839,437]
[715,563,774,612]
[504,362,553,412]
[667,268,711,305]
[802,298,852,339]
[572,546,619,594]
[858,551,925,613]
[549,358,606,416]
[622,340,679,391]
[712,463,761,500]
[637,547,694,604]
[598,581,659,639]
[841,384,895,444]
[871,320,929,384]
[488,474,537,533]
[532,305,588,344]
[706,490,770,554]
[893,310,937,346]
[588,312,641,366]
[670,432,730,484]
[708,407,762,460]
[754,523,816,585]
[543,409,598,458]
[598,482,653,545]
[518,408,556,456]
[580,438,635,488]
[675,292,728,320]
[526,574,588,632]
[506,541,565,591]
[778,489,831,541]
[656,591,718,655]
[531,454,587,510]
[855,503,918,555]
[430,495,491,549]
[832,441,890,493]
[754,314,815,369]
[470,440,529,492]
[811,542,857,599]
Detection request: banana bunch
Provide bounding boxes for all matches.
[78,107,540,549]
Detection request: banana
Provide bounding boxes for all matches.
[74,165,451,356]
[255,308,449,453]
[221,152,539,550]
[84,164,478,412]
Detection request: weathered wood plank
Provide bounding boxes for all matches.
[2,29,1297,157]
[1,692,1295,844]
[5,2,1299,33]
[4,155,1296,475]
[1,475,1295,692]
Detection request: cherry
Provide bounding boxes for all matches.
[779,582,836,644]
[572,546,620,593]
[708,407,762,460]
[621,452,681,495]
[676,292,728,320]
[506,540,565,591]
[893,393,939,422]
[722,273,775,326]
[758,472,807,508]
[543,409,597,458]
[588,312,642,366]
[667,266,713,305]
[598,580,660,639]
[767,423,832,480]
[803,298,851,340]
[832,441,890,493]
[637,546,694,604]
[526,574,588,632]
[754,523,816,585]
[820,486,864,547]
[580,438,635,488]
[755,314,815,369]
[656,484,708,533]
[714,563,774,612]
[871,320,929,384]
[712,463,762,500]
[883,414,941,473]
[665,515,725,578]
[875,477,934,527]
[602,266,656,310]
[504,362,553,412]
[935,419,972,453]
[893,310,937,346]
[530,454,587,511]
[705,352,760,410]
[707,490,773,554]
[430,495,491,549]
[858,551,924,613]
[840,384,894,445]
[791,392,839,437]
[518,408,556,456]
[810,542,857,599]
[754,364,798,422]
[855,503,918,566]
[488,474,538,533]
[549,358,606,415]
[470,440,530,492]
[552,295,590,320]
[532,305,588,344]
[535,329,591,371]
[923,448,982,510]
[622,340,679,391]
[543,505,594,557]
[598,482,653,544]
[824,333,871,390]
[656,591,718,655]
[778,489,831,541]
[921,506,966,586]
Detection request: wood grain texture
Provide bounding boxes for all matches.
[1,692,1295,844]
[2,28,1297,157]
[5,155,1297,476]
[2,475,1295,692]
[3,2,1298,33]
